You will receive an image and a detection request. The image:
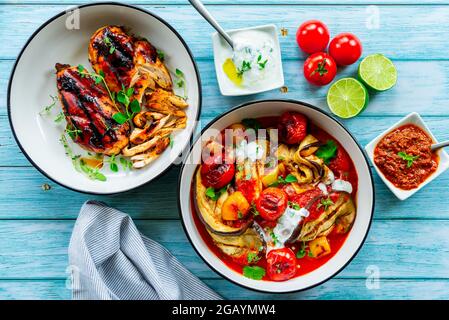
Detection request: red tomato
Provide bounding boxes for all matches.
[201,154,235,189]
[278,111,308,145]
[329,147,351,173]
[329,33,362,66]
[303,52,337,86]
[290,188,323,208]
[296,20,330,54]
[266,248,297,281]
[256,188,288,221]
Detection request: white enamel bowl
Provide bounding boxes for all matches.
[178,100,375,293]
[8,3,201,194]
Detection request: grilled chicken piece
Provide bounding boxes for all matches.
[88,25,172,102]
[145,89,188,117]
[55,63,130,155]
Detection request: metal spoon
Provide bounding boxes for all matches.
[431,140,449,151]
[188,0,234,49]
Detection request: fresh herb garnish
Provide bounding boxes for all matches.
[112,86,141,125]
[245,172,252,180]
[66,126,82,139]
[79,159,107,181]
[60,134,106,182]
[288,201,301,210]
[241,118,261,130]
[296,242,306,259]
[237,211,243,219]
[237,60,251,77]
[269,174,298,187]
[270,231,279,245]
[54,112,65,123]
[205,185,228,201]
[39,95,59,115]
[120,157,133,171]
[316,140,337,164]
[169,134,174,148]
[317,197,334,211]
[398,151,419,168]
[106,154,119,172]
[247,252,261,264]
[242,265,266,280]
[251,203,260,216]
[172,68,187,99]
[257,54,268,69]
[104,36,116,54]
[157,49,165,61]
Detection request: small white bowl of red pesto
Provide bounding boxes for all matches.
[365,112,449,201]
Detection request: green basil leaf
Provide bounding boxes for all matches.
[116,91,129,106]
[316,140,338,164]
[284,174,298,183]
[242,266,266,280]
[110,162,118,172]
[112,113,128,124]
[175,68,184,77]
[126,87,134,97]
[129,99,141,113]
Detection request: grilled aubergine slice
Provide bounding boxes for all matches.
[55,63,130,155]
[88,25,172,103]
[193,168,252,236]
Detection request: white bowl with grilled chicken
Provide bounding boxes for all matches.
[8,3,201,194]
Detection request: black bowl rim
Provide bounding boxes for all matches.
[177,99,375,294]
[7,1,202,195]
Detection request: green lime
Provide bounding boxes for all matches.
[358,54,397,91]
[327,78,369,119]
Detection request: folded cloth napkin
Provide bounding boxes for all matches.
[68,200,221,300]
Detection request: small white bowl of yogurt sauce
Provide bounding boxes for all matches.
[212,24,284,96]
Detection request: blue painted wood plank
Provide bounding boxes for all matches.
[0,165,449,220]
[3,59,449,118]
[1,219,449,279]
[1,278,448,300]
[1,4,449,60]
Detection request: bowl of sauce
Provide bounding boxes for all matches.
[365,112,449,200]
[212,24,284,96]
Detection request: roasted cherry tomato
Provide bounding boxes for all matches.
[256,187,288,221]
[303,52,337,86]
[290,188,323,208]
[329,33,362,66]
[296,20,330,54]
[266,248,297,281]
[201,154,235,189]
[278,111,308,145]
[329,147,351,173]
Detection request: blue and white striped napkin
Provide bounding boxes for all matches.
[68,200,221,300]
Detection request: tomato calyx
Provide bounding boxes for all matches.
[311,58,328,77]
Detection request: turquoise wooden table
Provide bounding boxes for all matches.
[2,0,449,300]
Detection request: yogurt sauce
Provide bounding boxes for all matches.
[221,29,278,90]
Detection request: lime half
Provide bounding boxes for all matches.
[327,78,369,119]
[358,54,397,91]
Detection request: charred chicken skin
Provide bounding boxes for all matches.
[88,25,173,103]
[55,63,130,155]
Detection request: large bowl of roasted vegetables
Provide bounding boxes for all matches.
[8,3,201,194]
[178,100,374,293]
